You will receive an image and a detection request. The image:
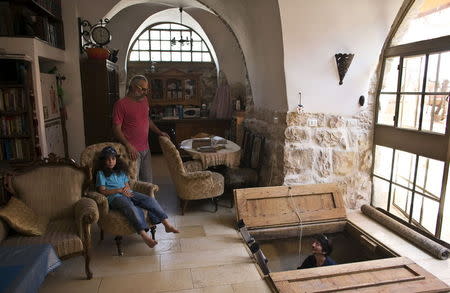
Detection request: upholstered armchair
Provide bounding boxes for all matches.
[0,157,98,279]
[159,136,224,215]
[80,142,158,256]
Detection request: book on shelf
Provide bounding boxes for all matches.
[0,138,32,160]
[0,88,26,112]
[0,116,27,136]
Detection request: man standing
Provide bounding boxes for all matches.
[112,75,169,182]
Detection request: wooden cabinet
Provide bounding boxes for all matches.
[0,56,38,163]
[2,0,65,49]
[80,59,119,146]
[146,69,201,106]
[230,111,245,146]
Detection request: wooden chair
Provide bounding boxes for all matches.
[224,131,265,205]
[80,142,158,256]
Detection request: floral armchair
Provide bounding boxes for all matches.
[80,142,159,256]
[0,157,99,279]
[159,136,224,215]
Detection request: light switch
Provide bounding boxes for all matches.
[307,118,318,127]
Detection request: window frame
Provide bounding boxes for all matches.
[127,22,213,63]
[373,31,450,240]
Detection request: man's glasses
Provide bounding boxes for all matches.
[135,84,149,92]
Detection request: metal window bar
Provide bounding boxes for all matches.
[418,54,430,132]
[373,37,450,244]
[128,23,213,62]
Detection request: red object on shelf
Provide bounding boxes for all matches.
[86,48,110,60]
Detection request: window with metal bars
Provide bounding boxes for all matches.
[372,0,450,244]
[128,23,212,62]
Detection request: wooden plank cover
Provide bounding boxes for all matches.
[269,257,450,293]
[234,184,346,229]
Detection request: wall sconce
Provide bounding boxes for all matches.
[335,53,354,85]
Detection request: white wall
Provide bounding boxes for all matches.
[58,1,86,161]
[196,0,288,111]
[279,0,403,116]
[187,8,246,86]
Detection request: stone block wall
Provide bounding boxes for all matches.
[244,106,287,187]
[243,101,375,210]
[283,106,374,209]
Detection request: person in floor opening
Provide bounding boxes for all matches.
[112,74,169,183]
[95,146,179,249]
[297,234,336,269]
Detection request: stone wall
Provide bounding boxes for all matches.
[244,75,377,209]
[244,94,375,210]
[244,106,287,187]
[283,95,375,209]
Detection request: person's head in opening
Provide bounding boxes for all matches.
[127,75,149,100]
[298,234,336,269]
[312,234,332,256]
[97,146,129,177]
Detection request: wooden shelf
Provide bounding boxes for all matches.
[0,110,28,116]
[14,0,62,21]
[0,135,31,139]
[147,69,201,106]
[2,0,65,49]
[0,84,26,88]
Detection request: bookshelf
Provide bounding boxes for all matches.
[0,0,64,49]
[0,57,37,163]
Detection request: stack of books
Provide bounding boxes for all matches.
[192,138,211,149]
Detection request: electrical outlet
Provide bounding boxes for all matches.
[307,118,318,127]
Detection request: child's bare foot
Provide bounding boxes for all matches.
[140,231,158,248]
[143,235,158,248]
[165,225,180,233]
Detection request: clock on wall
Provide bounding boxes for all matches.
[79,18,112,51]
[90,24,111,46]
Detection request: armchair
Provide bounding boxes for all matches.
[80,142,159,256]
[159,136,224,215]
[0,157,98,279]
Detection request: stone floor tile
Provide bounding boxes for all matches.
[39,274,101,293]
[98,269,193,293]
[180,235,242,253]
[155,225,206,240]
[93,236,180,257]
[232,280,274,293]
[415,258,450,280]
[167,285,233,293]
[175,214,223,227]
[161,247,250,270]
[90,255,161,277]
[191,263,261,288]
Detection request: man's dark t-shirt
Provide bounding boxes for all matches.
[297,255,336,269]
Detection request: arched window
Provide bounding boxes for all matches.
[128,23,212,62]
[372,0,450,243]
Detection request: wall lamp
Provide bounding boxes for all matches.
[335,53,354,85]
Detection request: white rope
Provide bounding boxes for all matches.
[287,185,303,265]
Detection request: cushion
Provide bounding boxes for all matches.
[0,197,48,236]
[1,219,82,257]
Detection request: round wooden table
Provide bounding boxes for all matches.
[180,138,241,169]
